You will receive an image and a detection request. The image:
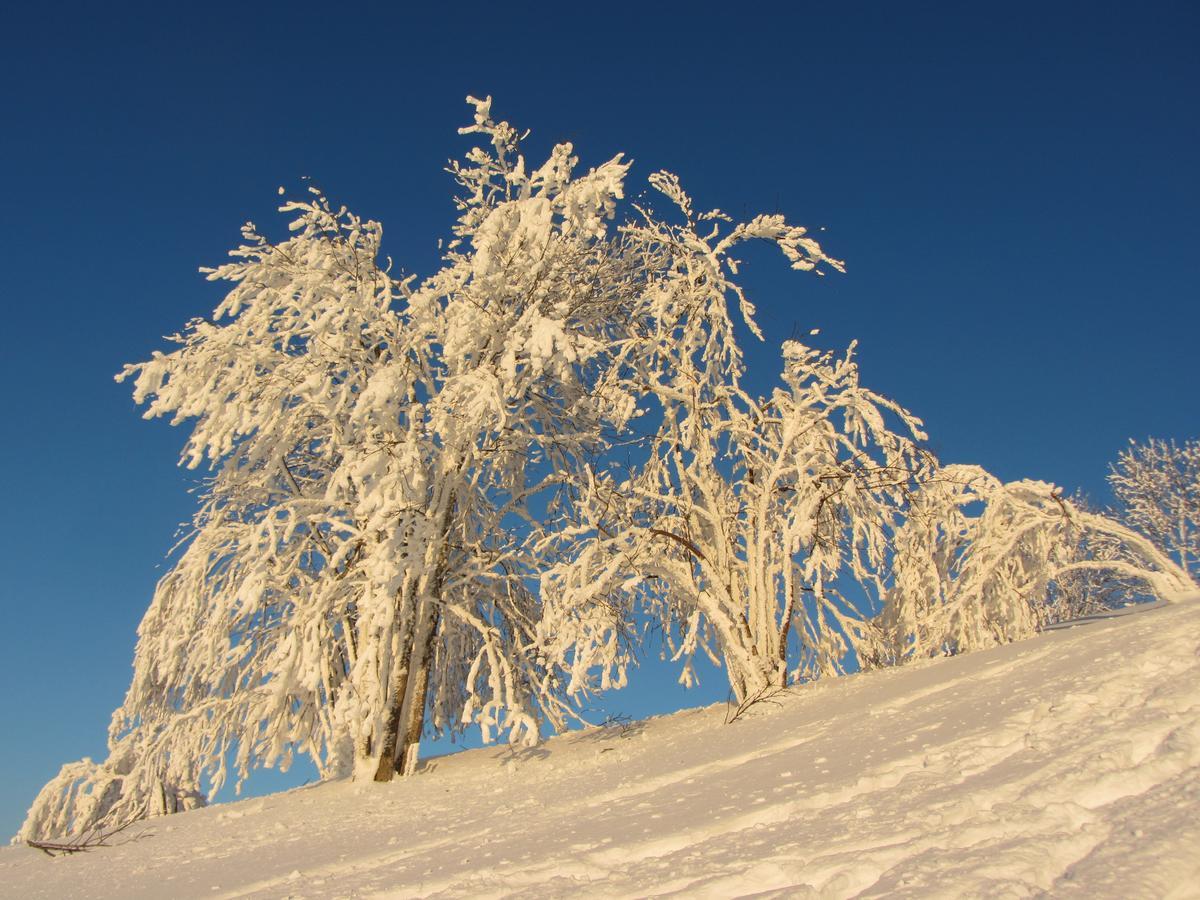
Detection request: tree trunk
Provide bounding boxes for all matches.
[371,607,417,782]
[365,473,458,782]
[775,584,797,688]
[724,654,748,705]
[394,605,442,777]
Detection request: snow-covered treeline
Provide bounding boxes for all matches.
[17,98,1196,844]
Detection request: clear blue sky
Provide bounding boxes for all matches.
[2,2,1197,838]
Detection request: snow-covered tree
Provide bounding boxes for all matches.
[1109,437,1200,578]
[19,97,645,842]
[33,93,1190,848]
[540,175,931,703]
[880,464,1197,660]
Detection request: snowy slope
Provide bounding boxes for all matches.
[4,599,1200,899]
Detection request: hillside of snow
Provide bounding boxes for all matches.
[3,599,1199,899]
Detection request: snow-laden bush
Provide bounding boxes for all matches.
[880,464,1196,661]
[1109,437,1200,578]
[542,331,934,702]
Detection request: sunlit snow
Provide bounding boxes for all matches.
[4,598,1197,898]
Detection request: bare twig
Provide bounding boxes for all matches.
[724,683,786,724]
[25,817,145,857]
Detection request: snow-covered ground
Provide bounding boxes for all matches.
[4,599,1200,899]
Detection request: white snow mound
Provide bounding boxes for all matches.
[4,599,1200,899]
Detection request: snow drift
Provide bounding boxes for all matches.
[3,598,1199,898]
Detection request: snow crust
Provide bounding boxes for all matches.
[4,599,1199,899]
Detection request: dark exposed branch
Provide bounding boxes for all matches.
[649,527,707,562]
[25,817,144,857]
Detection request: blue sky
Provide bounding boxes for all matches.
[1,2,1197,838]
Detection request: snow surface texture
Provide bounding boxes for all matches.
[4,599,1200,899]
